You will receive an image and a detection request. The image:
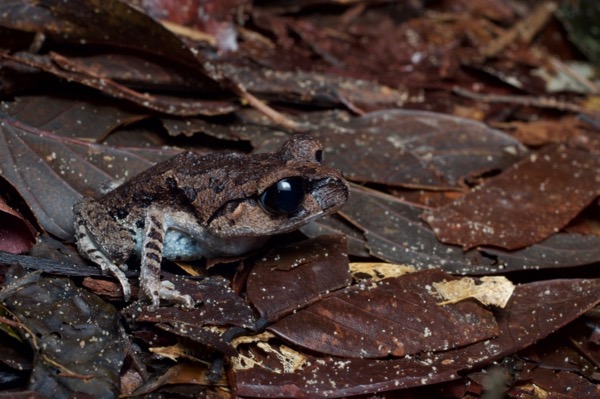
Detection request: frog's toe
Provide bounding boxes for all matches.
[103,263,131,302]
[158,280,195,309]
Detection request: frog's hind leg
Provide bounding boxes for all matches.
[73,198,135,301]
[74,221,132,301]
[140,207,194,310]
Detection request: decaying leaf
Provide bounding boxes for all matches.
[349,262,416,281]
[232,334,308,374]
[2,1,600,397]
[433,276,515,308]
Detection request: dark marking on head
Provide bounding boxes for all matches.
[166,176,177,191]
[136,220,145,229]
[133,191,154,208]
[299,166,317,175]
[182,186,197,202]
[114,208,129,219]
[209,177,225,194]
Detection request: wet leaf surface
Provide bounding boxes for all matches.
[234,278,600,398]
[247,235,352,323]
[267,269,498,358]
[2,267,124,398]
[135,275,256,329]
[424,144,600,250]
[342,186,600,274]
[1,1,600,397]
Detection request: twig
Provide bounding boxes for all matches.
[232,83,311,132]
[549,56,600,95]
[482,2,557,57]
[453,86,584,113]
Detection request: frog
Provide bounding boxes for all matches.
[73,135,349,310]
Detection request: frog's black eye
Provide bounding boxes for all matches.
[259,177,305,215]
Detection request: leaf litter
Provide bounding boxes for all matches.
[0,1,600,398]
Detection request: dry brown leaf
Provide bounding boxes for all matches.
[349,262,416,281]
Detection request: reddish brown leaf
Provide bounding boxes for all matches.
[50,52,219,94]
[424,145,600,250]
[132,363,219,396]
[254,109,527,189]
[495,116,586,146]
[519,320,600,380]
[220,64,407,112]
[31,0,207,67]
[319,109,526,188]
[136,275,256,329]
[234,278,600,398]
[246,235,352,323]
[519,368,600,398]
[2,95,145,141]
[0,196,36,254]
[4,52,236,117]
[267,269,498,359]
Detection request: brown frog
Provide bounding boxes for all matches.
[73,135,349,309]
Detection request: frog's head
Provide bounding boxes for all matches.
[206,135,349,239]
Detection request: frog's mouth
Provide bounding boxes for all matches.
[207,176,349,238]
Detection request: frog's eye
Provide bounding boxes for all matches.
[259,177,305,215]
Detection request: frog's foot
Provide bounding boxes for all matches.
[140,207,194,311]
[159,280,194,309]
[142,279,194,311]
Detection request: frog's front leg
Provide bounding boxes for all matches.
[140,207,194,310]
